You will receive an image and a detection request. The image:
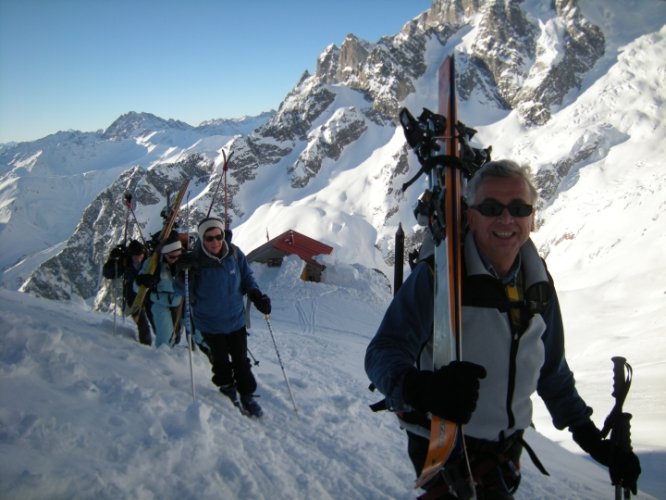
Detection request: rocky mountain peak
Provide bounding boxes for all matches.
[102,111,192,141]
[8,0,659,313]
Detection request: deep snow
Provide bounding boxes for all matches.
[0,256,662,499]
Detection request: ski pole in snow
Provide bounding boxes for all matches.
[247,346,260,366]
[183,268,196,401]
[264,315,297,412]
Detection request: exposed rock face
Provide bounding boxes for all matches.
[21,155,211,305]
[289,107,368,188]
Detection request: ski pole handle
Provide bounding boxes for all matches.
[611,356,631,406]
[602,356,633,437]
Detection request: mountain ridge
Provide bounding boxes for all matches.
[0,0,663,313]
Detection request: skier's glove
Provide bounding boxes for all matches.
[136,273,158,288]
[571,420,641,494]
[248,288,271,315]
[403,361,486,424]
[175,251,197,271]
[109,244,126,260]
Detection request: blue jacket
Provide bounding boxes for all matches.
[136,258,182,308]
[185,241,259,335]
[365,234,592,441]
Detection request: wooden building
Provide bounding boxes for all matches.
[246,230,333,282]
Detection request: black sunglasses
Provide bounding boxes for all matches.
[471,201,533,218]
[204,234,224,242]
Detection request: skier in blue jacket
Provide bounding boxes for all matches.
[365,160,640,498]
[178,217,271,417]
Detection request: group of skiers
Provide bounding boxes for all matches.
[103,159,641,498]
[103,217,271,417]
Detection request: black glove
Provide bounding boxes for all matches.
[248,288,271,315]
[109,244,126,260]
[136,273,159,288]
[403,361,487,424]
[571,420,641,494]
[175,251,197,271]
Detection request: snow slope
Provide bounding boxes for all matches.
[0,257,661,499]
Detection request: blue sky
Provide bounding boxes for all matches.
[0,0,431,144]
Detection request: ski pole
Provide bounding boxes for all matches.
[124,192,148,246]
[264,315,297,412]
[183,268,196,401]
[206,149,234,218]
[601,357,634,499]
[181,189,196,402]
[113,259,118,335]
[223,150,230,230]
[247,346,260,366]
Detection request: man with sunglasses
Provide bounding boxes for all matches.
[178,217,270,417]
[365,160,640,497]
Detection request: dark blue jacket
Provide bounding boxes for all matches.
[185,241,259,335]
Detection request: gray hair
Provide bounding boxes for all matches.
[464,159,539,205]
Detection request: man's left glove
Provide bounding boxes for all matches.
[571,420,641,494]
[109,244,126,260]
[175,251,197,271]
[248,288,271,315]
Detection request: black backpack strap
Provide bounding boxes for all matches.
[520,436,550,476]
[367,383,389,412]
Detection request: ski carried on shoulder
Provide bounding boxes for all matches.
[399,55,490,497]
[129,177,190,316]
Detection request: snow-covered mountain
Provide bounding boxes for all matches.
[0,110,273,289]
[0,0,665,497]
[0,0,661,306]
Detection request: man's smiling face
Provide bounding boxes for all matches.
[467,174,535,277]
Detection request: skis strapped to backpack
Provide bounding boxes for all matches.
[129,177,190,315]
[399,55,490,496]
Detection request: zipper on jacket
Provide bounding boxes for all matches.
[505,281,524,429]
[506,331,519,428]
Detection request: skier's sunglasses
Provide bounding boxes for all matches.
[470,201,533,218]
[204,234,224,242]
[164,250,182,259]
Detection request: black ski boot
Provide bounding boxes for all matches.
[219,384,239,408]
[240,394,263,417]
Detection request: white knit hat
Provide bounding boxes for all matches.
[160,233,183,254]
[197,217,225,241]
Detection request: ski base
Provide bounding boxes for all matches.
[416,416,457,488]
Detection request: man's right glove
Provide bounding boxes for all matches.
[403,361,487,424]
[136,273,158,288]
[571,420,641,494]
[248,288,271,315]
[175,251,197,271]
